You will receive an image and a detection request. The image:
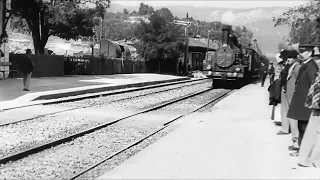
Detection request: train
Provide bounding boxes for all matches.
[207,25,268,87]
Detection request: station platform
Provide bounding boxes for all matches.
[0,73,189,103]
[97,82,320,179]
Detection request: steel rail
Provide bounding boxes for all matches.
[0,78,209,112]
[68,89,235,180]
[0,87,214,165]
[0,79,209,127]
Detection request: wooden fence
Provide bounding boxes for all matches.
[9,54,154,78]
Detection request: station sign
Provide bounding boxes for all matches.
[174,20,191,27]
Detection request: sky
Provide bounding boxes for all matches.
[112,0,309,9]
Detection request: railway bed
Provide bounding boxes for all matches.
[0,78,209,126]
[0,87,234,180]
[0,81,212,159]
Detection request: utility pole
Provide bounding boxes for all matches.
[184,13,189,75]
[207,30,210,62]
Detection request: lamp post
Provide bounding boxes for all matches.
[184,13,189,75]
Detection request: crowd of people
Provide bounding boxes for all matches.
[268,43,320,168]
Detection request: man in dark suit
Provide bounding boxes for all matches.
[268,62,275,84]
[287,45,319,157]
[259,59,268,87]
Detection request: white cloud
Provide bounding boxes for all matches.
[210,8,285,27]
[220,11,237,25]
[113,0,308,9]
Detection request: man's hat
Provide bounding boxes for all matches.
[280,49,298,59]
[26,49,32,54]
[299,44,314,53]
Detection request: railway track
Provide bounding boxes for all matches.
[0,78,207,112]
[0,78,209,127]
[0,85,219,165]
[68,89,234,180]
[0,88,235,180]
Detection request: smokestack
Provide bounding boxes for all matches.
[221,25,232,46]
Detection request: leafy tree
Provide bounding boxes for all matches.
[130,10,138,15]
[10,0,110,54]
[123,8,129,15]
[233,26,254,45]
[138,3,154,16]
[97,12,138,41]
[135,13,185,72]
[273,1,320,44]
[155,7,173,22]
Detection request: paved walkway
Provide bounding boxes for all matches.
[97,82,320,179]
[0,73,187,103]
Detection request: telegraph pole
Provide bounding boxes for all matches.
[184,13,189,75]
[206,30,210,61]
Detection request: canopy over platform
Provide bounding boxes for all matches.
[188,38,218,52]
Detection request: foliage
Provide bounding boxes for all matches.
[135,13,185,70]
[233,26,254,45]
[155,8,174,22]
[123,8,129,15]
[273,1,320,44]
[138,3,154,16]
[10,0,110,54]
[93,12,138,41]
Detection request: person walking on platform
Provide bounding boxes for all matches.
[287,45,319,157]
[259,61,268,87]
[268,62,283,125]
[268,62,275,85]
[297,46,320,167]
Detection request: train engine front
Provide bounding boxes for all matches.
[210,25,249,84]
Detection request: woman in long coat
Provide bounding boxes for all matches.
[285,59,301,151]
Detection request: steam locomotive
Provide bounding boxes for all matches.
[208,25,264,87]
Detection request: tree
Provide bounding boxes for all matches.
[155,7,173,22]
[273,1,320,44]
[233,26,254,45]
[136,13,185,72]
[138,3,154,16]
[123,8,129,15]
[10,0,110,54]
[99,12,138,41]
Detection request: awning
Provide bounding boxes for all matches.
[188,38,217,51]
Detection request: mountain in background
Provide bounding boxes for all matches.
[108,3,291,58]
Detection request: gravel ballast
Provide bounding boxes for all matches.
[0,115,102,158]
[0,88,231,180]
[95,82,212,111]
[66,89,232,180]
[0,120,157,180]
[0,80,210,159]
[54,80,211,109]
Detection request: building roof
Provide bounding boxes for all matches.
[188,38,218,51]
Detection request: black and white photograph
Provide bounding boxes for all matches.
[0,0,320,179]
